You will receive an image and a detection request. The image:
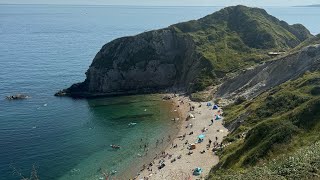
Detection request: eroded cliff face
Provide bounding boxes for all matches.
[65,28,207,97]
[216,44,320,100]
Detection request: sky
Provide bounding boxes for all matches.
[0,0,320,6]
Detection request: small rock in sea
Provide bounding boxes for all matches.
[54,90,67,96]
[5,94,29,100]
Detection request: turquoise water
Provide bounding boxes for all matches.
[0,4,319,180]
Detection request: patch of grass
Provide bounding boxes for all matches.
[190,90,214,102]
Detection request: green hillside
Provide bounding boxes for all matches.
[210,141,320,179]
[171,5,312,91]
[208,70,320,179]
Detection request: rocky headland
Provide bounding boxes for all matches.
[56,5,312,98]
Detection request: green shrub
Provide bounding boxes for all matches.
[256,92,308,118]
[311,86,320,95]
[234,96,247,105]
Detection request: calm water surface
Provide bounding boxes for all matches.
[0,4,319,180]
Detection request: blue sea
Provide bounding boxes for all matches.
[0,4,319,180]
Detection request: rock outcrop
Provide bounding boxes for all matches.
[58,5,312,98]
[216,44,320,99]
[6,94,30,100]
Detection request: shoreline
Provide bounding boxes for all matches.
[56,94,183,180]
[136,94,229,180]
[114,94,185,179]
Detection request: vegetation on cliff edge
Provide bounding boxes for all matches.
[208,71,320,179]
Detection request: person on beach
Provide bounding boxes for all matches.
[202,127,208,132]
[210,119,214,126]
[173,144,178,148]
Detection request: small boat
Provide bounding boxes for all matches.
[110,144,121,149]
[128,122,137,127]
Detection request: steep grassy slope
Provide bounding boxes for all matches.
[208,71,320,179]
[210,141,320,180]
[61,6,312,97]
[171,5,312,90]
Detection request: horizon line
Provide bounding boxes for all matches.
[0,3,312,7]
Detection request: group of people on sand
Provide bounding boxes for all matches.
[135,97,225,180]
[131,134,180,179]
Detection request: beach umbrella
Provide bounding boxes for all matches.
[198,134,205,139]
[215,115,222,120]
[213,105,219,109]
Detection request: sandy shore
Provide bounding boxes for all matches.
[136,94,229,180]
